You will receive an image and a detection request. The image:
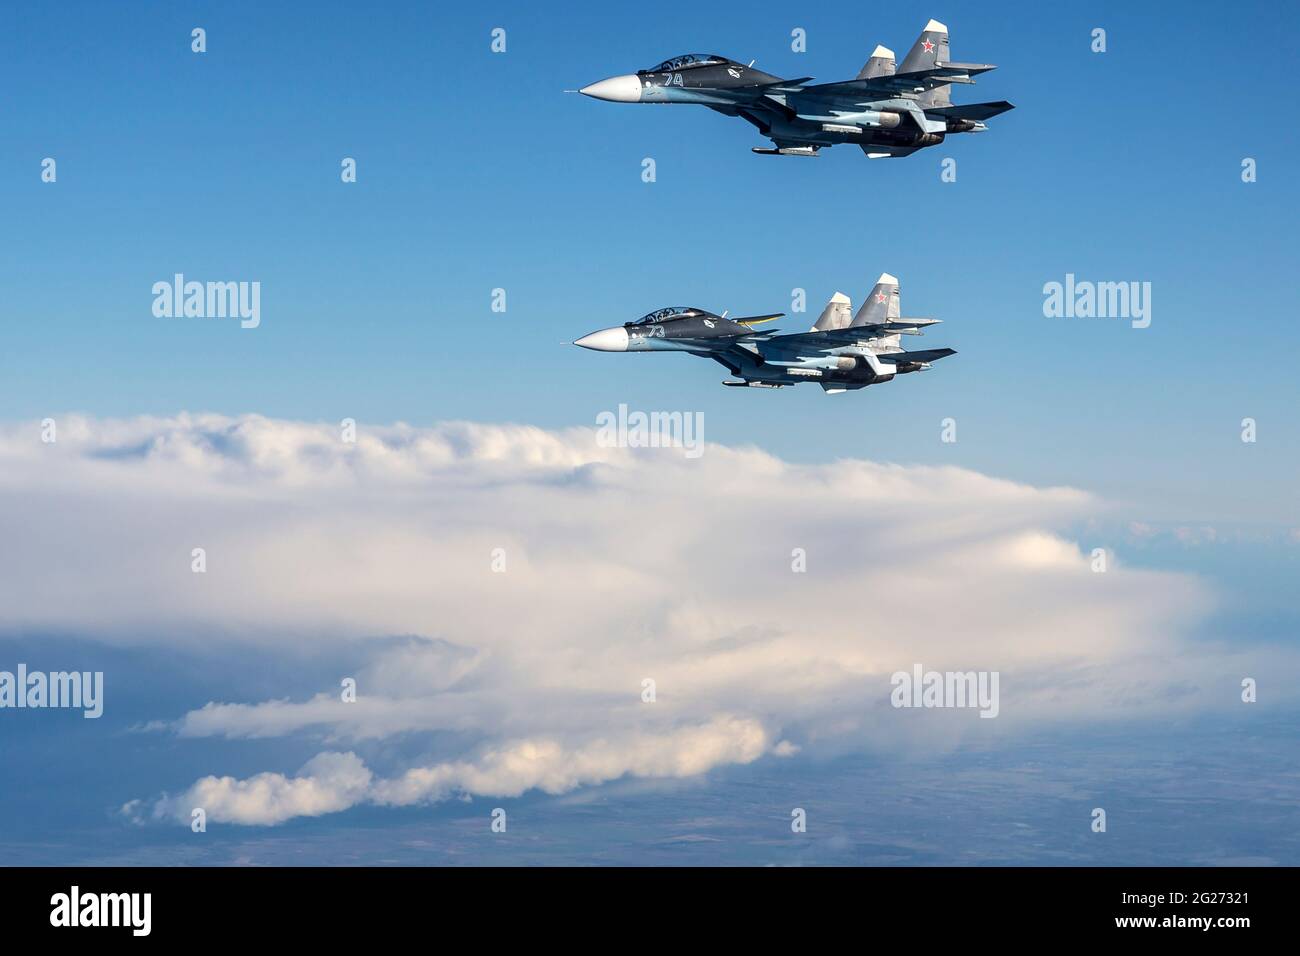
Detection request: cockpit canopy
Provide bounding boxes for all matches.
[629,306,719,325]
[644,54,728,73]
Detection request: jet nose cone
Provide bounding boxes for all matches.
[574,327,630,352]
[579,75,642,102]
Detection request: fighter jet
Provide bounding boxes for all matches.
[578,19,1011,159]
[573,274,954,392]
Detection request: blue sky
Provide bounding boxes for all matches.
[4,0,1297,519]
[1,0,1297,865]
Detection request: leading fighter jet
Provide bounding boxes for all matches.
[578,19,1011,159]
[573,273,954,393]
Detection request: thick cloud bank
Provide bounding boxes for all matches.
[0,414,1257,825]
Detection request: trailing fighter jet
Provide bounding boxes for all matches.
[578,19,1012,159]
[573,274,954,392]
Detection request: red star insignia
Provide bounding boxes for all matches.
[922,38,935,53]
[875,292,887,303]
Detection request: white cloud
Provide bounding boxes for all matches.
[1,413,1283,826]
[372,716,770,807]
[149,752,373,826]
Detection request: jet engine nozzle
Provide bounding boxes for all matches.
[908,132,945,147]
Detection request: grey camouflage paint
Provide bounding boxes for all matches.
[579,20,1012,158]
[574,279,954,393]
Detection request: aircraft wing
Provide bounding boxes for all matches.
[704,78,812,108]
[730,77,814,95]
[682,339,770,374]
[700,77,817,125]
[775,327,898,350]
[691,330,808,373]
[759,77,814,92]
[673,334,775,354]
[771,327,955,363]
[802,63,995,100]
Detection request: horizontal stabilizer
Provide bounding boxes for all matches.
[880,320,939,335]
[926,61,997,77]
[879,348,955,364]
[925,100,1015,121]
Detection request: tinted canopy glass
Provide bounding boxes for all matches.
[631,306,718,325]
[646,54,726,72]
